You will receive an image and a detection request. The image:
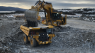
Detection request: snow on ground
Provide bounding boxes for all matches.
[39,12,82,18]
[61,14,82,18]
[64,18,95,30]
[0,11,15,13]
[0,13,24,19]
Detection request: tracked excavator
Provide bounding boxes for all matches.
[25,0,67,27]
[20,0,67,47]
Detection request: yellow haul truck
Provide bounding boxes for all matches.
[29,0,67,26]
[20,25,55,47]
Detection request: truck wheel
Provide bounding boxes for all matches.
[23,34,29,44]
[50,21,52,25]
[34,21,38,27]
[33,21,35,27]
[30,36,38,47]
[57,22,60,26]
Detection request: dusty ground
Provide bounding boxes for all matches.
[0,18,95,53]
[66,18,95,30]
[0,19,25,53]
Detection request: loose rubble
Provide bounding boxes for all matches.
[0,16,95,53]
[0,18,25,53]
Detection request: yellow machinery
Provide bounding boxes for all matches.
[20,0,66,47]
[29,0,67,26]
[20,25,55,47]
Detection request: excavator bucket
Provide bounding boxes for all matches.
[25,9,38,21]
[24,9,38,27]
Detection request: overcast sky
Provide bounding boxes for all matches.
[0,0,95,9]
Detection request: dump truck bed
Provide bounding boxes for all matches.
[20,25,55,46]
[20,25,54,36]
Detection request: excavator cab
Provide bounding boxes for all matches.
[42,12,66,26]
[50,12,67,26]
[51,13,61,20]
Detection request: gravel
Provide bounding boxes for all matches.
[5,26,95,53]
[0,19,25,53]
[0,17,95,53]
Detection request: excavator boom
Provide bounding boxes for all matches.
[25,0,66,27]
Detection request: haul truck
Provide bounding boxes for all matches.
[20,25,55,47]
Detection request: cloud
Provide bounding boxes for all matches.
[54,3,95,7]
[0,0,95,9]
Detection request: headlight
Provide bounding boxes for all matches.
[54,22,56,24]
[39,35,40,36]
[47,34,49,37]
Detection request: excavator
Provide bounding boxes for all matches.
[25,0,67,27]
[20,0,66,47]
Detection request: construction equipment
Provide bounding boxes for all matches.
[20,0,66,47]
[25,0,66,27]
[20,25,55,47]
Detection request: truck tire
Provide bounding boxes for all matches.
[34,21,38,27]
[57,22,60,26]
[23,34,29,44]
[30,36,38,47]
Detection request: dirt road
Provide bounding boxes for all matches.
[66,18,95,30]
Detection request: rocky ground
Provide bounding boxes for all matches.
[0,17,95,53]
[0,18,25,53]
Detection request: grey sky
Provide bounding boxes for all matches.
[0,0,95,9]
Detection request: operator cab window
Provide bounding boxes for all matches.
[51,13,61,20]
[46,29,52,34]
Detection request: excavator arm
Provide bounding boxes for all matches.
[27,0,66,26]
[31,0,54,21]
